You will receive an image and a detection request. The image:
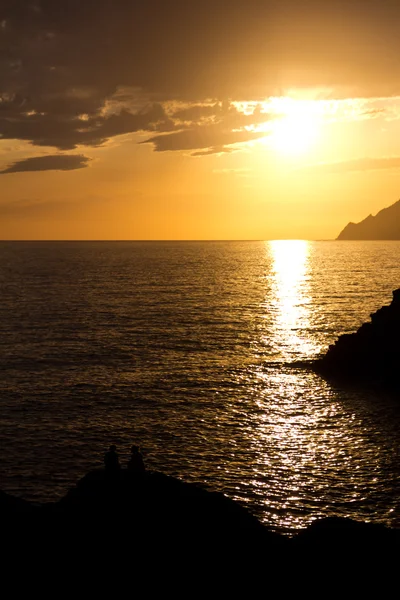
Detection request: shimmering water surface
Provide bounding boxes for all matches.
[1,241,399,534]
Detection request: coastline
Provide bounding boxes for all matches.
[313,288,400,393]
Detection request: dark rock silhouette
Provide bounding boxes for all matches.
[293,516,399,550]
[336,198,400,240]
[0,490,35,514]
[1,469,398,591]
[314,289,400,390]
[56,468,278,552]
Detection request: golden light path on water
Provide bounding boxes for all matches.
[234,240,388,532]
[266,239,319,360]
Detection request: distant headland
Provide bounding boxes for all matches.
[336,199,400,240]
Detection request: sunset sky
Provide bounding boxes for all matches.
[1,0,399,240]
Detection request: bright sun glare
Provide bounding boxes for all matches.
[267,240,319,359]
[268,98,320,156]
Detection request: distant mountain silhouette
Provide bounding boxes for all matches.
[337,199,400,240]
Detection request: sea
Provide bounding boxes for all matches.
[1,240,399,535]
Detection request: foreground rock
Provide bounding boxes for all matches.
[2,470,282,555]
[2,469,398,588]
[337,198,400,239]
[314,289,400,391]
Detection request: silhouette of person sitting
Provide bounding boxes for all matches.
[104,444,120,473]
[127,445,145,474]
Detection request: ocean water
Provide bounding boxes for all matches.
[0,240,399,534]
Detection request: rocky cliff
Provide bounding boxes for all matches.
[337,199,400,240]
[314,288,400,390]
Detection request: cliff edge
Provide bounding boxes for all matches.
[337,199,400,240]
[314,288,400,390]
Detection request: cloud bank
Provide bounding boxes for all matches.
[1,154,91,174]
[0,0,399,159]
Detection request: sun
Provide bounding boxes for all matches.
[268,98,320,156]
[270,115,318,155]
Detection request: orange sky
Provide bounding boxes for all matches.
[1,1,399,240]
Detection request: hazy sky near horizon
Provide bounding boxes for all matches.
[1,0,399,239]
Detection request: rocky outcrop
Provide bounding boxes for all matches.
[337,199,400,240]
[1,469,284,566]
[314,289,400,389]
[2,469,398,589]
[56,468,275,548]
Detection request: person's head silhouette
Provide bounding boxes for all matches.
[128,444,145,473]
[104,445,120,472]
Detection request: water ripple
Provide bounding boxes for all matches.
[0,241,399,533]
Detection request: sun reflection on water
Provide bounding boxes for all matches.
[238,369,385,533]
[264,239,319,361]
[244,240,345,531]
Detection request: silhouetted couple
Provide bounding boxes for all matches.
[104,444,145,474]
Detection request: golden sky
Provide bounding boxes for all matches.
[1,1,399,240]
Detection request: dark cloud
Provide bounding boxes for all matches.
[302,156,400,174]
[146,102,272,153]
[172,102,272,128]
[1,154,91,174]
[0,104,175,150]
[172,104,225,123]
[191,147,235,157]
[143,125,266,153]
[0,0,399,154]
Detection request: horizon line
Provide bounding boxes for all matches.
[0,238,340,242]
